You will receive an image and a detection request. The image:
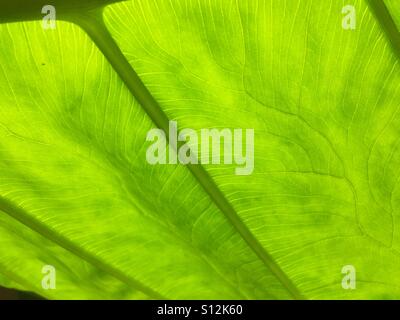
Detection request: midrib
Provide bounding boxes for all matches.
[70,8,304,300]
[66,0,400,300]
[365,0,400,61]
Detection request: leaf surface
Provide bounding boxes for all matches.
[0,0,400,299]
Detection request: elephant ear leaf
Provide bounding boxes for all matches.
[1,0,400,300]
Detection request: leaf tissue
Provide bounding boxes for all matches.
[0,0,400,300]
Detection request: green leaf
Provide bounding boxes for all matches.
[385,0,400,31]
[0,0,400,299]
